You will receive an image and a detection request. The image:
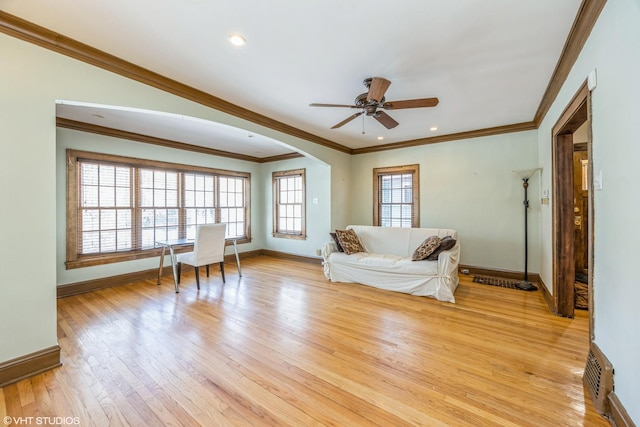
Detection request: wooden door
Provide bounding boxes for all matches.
[554,133,576,317]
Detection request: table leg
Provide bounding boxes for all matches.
[157,246,166,285]
[168,245,180,293]
[233,239,242,277]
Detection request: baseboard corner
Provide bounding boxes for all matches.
[537,276,556,314]
[458,264,540,283]
[0,345,61,387]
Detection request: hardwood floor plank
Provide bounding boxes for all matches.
[3,384,23,419]
[0,389,6,420]
[1,256,609,426]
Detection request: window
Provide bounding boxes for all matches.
[67,150,250,268]
[373,164,419,228]
[78,162,134,254]
[219,176,247,239]
[273,169,306,239]
[139,168,180,247]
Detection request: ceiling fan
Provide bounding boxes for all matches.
[309,77,438,130]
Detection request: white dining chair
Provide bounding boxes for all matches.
[177,223,227,290]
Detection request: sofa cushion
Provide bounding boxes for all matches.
[329,252,439,275]
[335,229,364,255]
[329,232,344,252]
[426,236,457,261]
[412,235,441,261]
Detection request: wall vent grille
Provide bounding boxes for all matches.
[583,343,613,415]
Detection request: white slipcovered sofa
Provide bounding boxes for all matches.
[322,225,460,302]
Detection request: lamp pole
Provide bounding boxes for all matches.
[516,177,536,291]
[523,177,529,282]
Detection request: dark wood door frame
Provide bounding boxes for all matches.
[551,82,592,319]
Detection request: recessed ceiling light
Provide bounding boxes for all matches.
[377,136,384,140]
[430,126,438,131]
[228,34,246,47]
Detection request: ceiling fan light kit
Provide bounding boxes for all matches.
[310,77,439,130]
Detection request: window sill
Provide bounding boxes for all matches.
[272,233,306,240]
[66,237,251,269]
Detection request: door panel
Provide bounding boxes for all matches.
[554,133,575,317]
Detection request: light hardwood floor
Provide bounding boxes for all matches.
[1,256,610,426]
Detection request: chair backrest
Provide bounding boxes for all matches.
[192,223,227,265]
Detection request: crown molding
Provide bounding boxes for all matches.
[256,152,305,163]
[352,122,537,154]
[0,11,351,155]
[2,2,606,156]
[56,118,303,163]
[533,0,606,126]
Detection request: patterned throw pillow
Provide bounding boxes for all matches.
[329,232,344,252]
[426,236,457,261]
[335,229,364,255]
[412,236,442,261]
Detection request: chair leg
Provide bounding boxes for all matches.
[177,262,182,284]
[206,264,210,277]
[219,262,225,283]
[195,266,200,290]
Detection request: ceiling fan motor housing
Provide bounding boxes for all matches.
[355,93,385,115]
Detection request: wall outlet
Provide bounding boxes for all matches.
[316,248,322,256]
[461,269,470,275]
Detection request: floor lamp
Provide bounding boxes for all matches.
[513,168,541,291]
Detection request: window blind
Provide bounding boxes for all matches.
[373,164,419,228]
[66,149,250,268]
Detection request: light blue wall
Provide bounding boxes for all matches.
[1,36,58,361]
[351,131,540,272]
[537,0,640,420]
[260,157,332,258]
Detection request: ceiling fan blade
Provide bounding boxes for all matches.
[374,111,399,129]
[309,103,359,108]
[383,97,439,109]
[331,112,363,129]
[367,77,391,102]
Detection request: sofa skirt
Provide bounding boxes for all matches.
[325,254,458,303]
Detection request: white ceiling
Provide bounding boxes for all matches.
[3,0,583,158]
